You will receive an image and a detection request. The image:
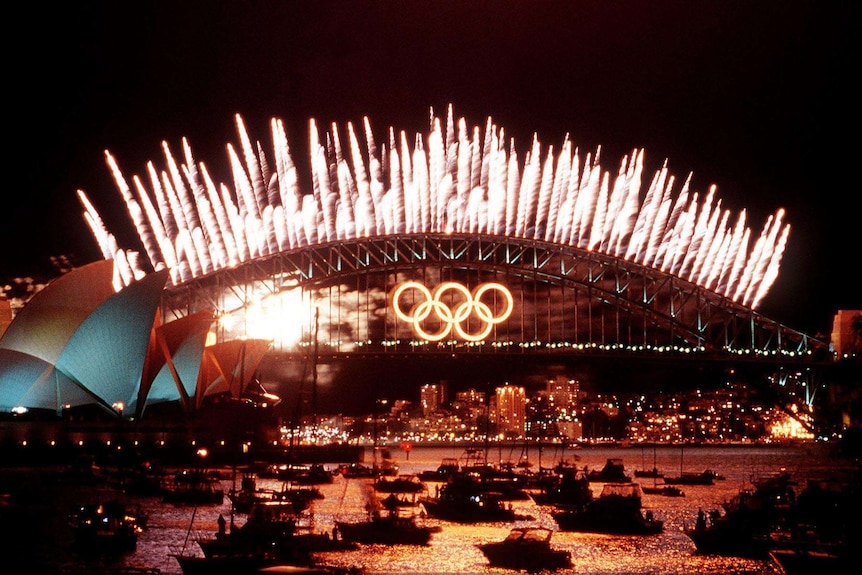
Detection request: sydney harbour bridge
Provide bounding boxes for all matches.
[78,105,834,426]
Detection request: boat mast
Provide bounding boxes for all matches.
[311,306,319,436]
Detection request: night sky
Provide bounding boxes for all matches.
[5,0,859,341]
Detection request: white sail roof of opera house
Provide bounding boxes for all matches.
[0,261,274,417]
[0,261,169,414]
[196,338,273,409]
[141,309,216,415]
[0,260,117,363]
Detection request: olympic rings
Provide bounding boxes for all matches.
[391,281,513,342]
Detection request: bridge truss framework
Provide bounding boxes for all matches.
[160,234,828,361]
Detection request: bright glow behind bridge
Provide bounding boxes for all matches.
[78,104,788,309]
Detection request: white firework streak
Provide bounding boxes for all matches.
[535,144,555,241]
[234,114,266,225]
[669,193,700,277]
[559,147,581,246]
[200,164,239,268]
[147,162,177,242]
[625,159,663,262]
[724,226,752,299]
[734,213,773,303]
[547,137,570,243]
[81,106,790,309]
[162,142,210,275]
[103,152,159,271]
[181,142,222,273]
[691,200,724,286]
[131,174,169,272]
[751,217,790,309]
[158,166,189,258]
[587,170,610,252]
[144,162,182,285]
[505,142,520,237]
[77,190,116,261]
[742,211,785,308]
[271,118,299,249]
[600,149,626,255]
[702,210,732,291]
[641,170,675,268]
[573,152,601,248]
[655,173,691,272]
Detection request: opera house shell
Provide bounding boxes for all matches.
[0,260,272,420]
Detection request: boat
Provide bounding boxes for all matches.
[335,505,440,546]
[529,461,594,508]
[258,566,364,575]
[162,468,225,505]
[228,473,277,513]
[197,502,355,562]
[476,526,573,572]
[372,474,426,495]
[684,471,799,558]
[634,446,664,479]
[59,568,161,575]
[585,458,632,483]
[419,473,534,523]
[432,447,534,501]
[768,547,849,575]
[371,446,399,477]
[641,484,685,497]
[664,445,722,485]
[257,463,335,485]
[110,458,166,496]
[272,483,324,513]
[663,470,720,485]
[69,498,145,553]
[639,455,685,498]
[551,482,663,535]
[340,463,378,479]
[172,550,279,575]
[228,474,323,514]
[634,467,664,479]
[336,468,439,545]
[416,457,460,482]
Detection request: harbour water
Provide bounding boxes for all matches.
[1,442,852,574]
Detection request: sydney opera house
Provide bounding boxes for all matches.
[0,259,273,418]
[0,259,281,463]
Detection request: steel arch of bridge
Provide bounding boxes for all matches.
[160,234,830,366]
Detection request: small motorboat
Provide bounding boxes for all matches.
[335,506,440,546]
[551,482,663,535]
[69,499,145,553]
[162,468,225,505]
[641,484,685,497]
[585,458,632,483]
[476,526,572,572]
[418,473,534,523]
[416,457,460,482]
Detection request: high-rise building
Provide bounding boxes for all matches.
[495,383,526,436]
[419,384,440,415]
[547,376,579,416]
[455,388,485,406]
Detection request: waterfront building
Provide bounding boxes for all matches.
[419,383,441,415]
[495,384,527,437]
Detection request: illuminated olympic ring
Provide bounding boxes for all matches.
[391,281,513,342]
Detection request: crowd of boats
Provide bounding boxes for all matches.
[28,445,859,574]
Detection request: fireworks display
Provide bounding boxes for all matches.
[78,104,788,309]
